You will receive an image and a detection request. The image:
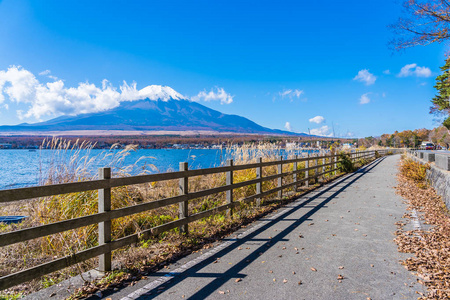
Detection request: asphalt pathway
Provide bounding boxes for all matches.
[108,155,422,300]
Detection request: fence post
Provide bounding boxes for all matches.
[322,157,325,180]
[293,155,298,192]
[98,167,111,273]
[179,162,189,234]
[305,153,309,187]
[314,154,318,184]
[256,157,262,207]
[334,153,337,176]
[278,156,283,199]
[226,159,233,217]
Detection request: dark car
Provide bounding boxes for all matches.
[425,143,435,150]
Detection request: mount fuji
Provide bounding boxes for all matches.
[0,85,301,135]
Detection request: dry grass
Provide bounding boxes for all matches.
[399,157,430,188]
[0,140,344,298]
[395,156,450,299]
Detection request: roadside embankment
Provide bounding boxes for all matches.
[407,150,450,209]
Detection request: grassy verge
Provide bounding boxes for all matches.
[395,156,450,299]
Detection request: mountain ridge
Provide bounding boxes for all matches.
[0,97,303,136]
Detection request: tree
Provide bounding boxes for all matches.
[391,0,450,50]
[431,57,450,128]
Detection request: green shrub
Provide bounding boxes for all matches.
[338,152,355,173]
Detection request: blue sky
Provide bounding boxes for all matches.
[0,0,447,137]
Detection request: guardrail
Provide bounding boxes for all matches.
[0,149,398,290]
[406,148,450,170]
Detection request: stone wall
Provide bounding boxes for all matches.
[408,151,450,209]
[426,164,450,209]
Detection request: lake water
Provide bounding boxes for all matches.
[0,148,321,190]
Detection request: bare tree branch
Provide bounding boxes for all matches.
[390,0,450,50]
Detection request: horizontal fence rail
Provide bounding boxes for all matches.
[0,149,402,290]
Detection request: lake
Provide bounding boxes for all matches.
[0,148,321,190]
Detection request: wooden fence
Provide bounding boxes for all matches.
[0,149,398,290]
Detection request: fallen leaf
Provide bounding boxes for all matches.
[218,291,225,294]
[235,278,242,282]
[310,267,317,272]
[292,271,296,274]
[283,279,288,283]
[339,266,344,269]
[337,274,344,280]
[298,281,302,285]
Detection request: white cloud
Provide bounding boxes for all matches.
[292,89,303,98]
[309,115,325,124]
[359,93,371,104]
[278,89,304,101]
[280,89,292,97]
[284,121,293,131]
[383,70,391,75]
[192,87,233,104]
[398,63,432,78]
[353,69,376,85]
[0,65,189,120]
[38,69,59,81]
[38,70,51,76]
[310,125,332,137]
[344,131,355,137]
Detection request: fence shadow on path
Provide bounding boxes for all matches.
[121,157,387,300]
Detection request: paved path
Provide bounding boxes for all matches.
[107,155,422,300]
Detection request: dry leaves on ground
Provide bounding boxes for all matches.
[395,158,450,299]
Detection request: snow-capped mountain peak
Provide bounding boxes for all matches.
[138,85,185,101]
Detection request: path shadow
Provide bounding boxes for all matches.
[125,157,386,299]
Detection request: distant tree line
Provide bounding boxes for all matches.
[357,126,450,148]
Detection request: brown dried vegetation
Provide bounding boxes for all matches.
[395,157,450,299]
[0,140,340,298]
